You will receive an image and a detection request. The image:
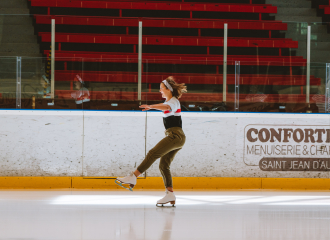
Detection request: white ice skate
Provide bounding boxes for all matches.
[115,171,137,191]
[156,189,176,207]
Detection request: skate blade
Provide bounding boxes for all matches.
[115,179,134,192]
[156,201,175,207]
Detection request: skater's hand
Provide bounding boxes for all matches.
[140,105,151,111]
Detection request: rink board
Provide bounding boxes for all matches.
[0,110,329,182]
[1,177,330,190]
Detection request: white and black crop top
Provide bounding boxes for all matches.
[162,97,182,130]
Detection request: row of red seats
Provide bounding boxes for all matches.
[46,51,307,66]
[39,32,297,48]
[55,71,321,85]
[35,15,287,31]
[36,15,303,86]
[30,0,276,14]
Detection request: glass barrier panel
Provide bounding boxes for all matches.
[80,58,139,111]
[144,59,228,112]
[142,59,150,108]
[225,21,310,113]
[225,21,308,59]
[310,62,328,113]
[235,61,329,113]
[20,57,83,110]
[282,22,308,60]
[139,18,225,111]
[236,21,307,56]
[55,57,84,110]
[0,57,17,109]
[235,61,240,112]
[21,57,47,109]
[310,22,330,64]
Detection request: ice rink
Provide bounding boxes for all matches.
[1,190,330,240]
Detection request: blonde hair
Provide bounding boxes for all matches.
[165,76,187,99]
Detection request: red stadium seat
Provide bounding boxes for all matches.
[35,15,287,31]
[39,32,298,48]
[29,1,277,14]
[45,51,307,66]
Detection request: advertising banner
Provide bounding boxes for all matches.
[237,114,330,174]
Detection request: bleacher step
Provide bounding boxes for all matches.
[2,24,35,36]
[0,3,41,58]
[294,41,330,49]
[0,43,40,54]
[277,8,317,17]
[274,15,322,22]
[294,49,330,62]
[0,52,42,57]
[0,8,29,14]
[2,15,33,25]
[266,0,311,8]
[309,24,328,33]
[1,34,38,44]
[0,0,28,9]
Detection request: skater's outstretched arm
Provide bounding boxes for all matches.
[140,103,171,111]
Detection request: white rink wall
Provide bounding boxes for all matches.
[0,110,329,178]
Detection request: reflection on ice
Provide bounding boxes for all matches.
[3,191,330,240]
[230,196,330,204]
[51,194,330,206]
[51,195,159,205]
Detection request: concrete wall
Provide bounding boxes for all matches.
[0,110,329,178]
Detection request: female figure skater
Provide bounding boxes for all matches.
[115,76,187,206]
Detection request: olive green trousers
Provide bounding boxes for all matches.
[137,127,186,188]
